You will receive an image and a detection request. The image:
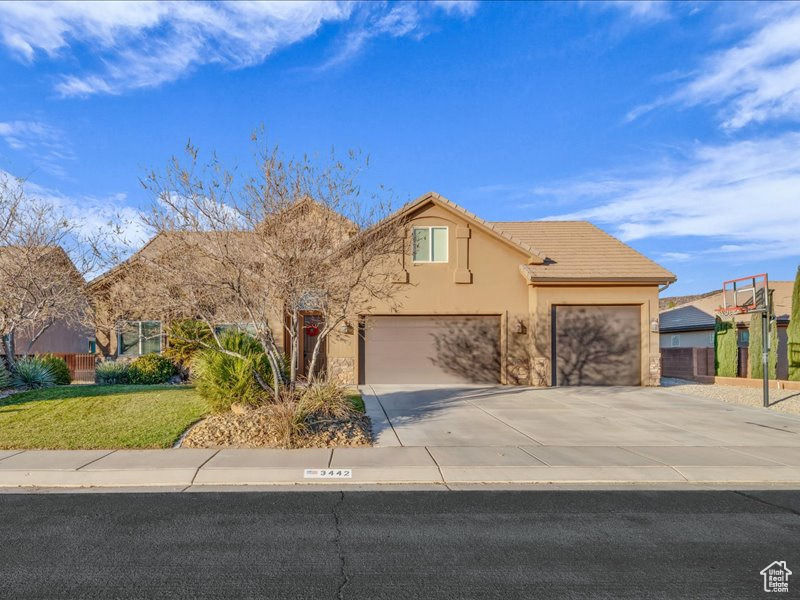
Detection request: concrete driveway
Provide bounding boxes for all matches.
[362,384,800,448]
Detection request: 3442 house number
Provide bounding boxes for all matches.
[304,469,352,479]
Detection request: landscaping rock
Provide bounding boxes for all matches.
[181,404,372,449]
[230,403,247,415]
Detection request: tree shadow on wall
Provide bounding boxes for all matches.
[553,308,639,386]
[429,317,531,385]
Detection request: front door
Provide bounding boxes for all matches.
[301,314,326,379]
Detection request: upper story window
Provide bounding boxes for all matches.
[118,320,162,356]
[412,226,448,263]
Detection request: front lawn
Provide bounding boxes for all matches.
[0,385,211,449]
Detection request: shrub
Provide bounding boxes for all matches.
[749,312,778,380]
[12,357,56,389]
[38,354,72,385]
[164,319,213,369]
[265,399,307,449]
[714,318,738,377]
[297,381,355,421]
[95,361,130,385]
[789,266,800,381]
[192,331,272,412]
[0,363,11,389]
[128,354,176,385]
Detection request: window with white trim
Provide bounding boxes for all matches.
[670,334,680,347]
[118,321,162,356]
[412,226,448,263]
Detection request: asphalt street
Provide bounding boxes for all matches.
[0,490,797,599]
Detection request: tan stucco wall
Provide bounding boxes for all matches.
[529,284,661,386]
[327,202,532,384]
[329,203,663,386]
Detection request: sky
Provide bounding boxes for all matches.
[0,0,799,294]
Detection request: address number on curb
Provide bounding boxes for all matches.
[304,469,353,479]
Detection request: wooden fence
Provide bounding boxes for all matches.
[47,353,96,383]
[660,347,715,380]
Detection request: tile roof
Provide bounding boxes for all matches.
[491,221,676,283]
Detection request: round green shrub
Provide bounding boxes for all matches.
[38,354,72,385]
[128,354,176,385]
[95,361,130,385]
[12,357,56,389]
[192,331,272,412]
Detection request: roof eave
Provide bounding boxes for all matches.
[523,274,677,285]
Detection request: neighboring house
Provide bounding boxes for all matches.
[660,282,793,379]
[0,245,94,357]
[88,192,675,386]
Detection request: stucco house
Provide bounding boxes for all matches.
[0,245,94,358]
[88,192,675,386]
[659,282,793,379]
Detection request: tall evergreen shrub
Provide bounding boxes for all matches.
[715,317,738,377]
[789,266,800,381]
[749,311,778,380]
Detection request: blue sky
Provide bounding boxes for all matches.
[0,0,799,294]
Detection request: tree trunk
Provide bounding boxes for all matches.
[307,330,327,383]
[3,333,15,369]
[289,312,298,388]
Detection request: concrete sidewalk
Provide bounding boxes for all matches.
[1,445,800,489]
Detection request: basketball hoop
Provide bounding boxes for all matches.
[715,305,746,319]
[718,273,771,408]
[719,273,769,316]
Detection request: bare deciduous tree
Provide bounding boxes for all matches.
[130,136,405,395]
[0,175,101,365]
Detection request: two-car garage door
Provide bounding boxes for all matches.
[361,316,501,384]
[360,307,642,386]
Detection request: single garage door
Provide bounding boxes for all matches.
[554,305,641,386]
[362,315,501,384]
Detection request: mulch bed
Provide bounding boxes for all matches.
[180,405,373,449]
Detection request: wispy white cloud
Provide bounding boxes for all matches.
[516,133,800,261]
[597,1,672,23]
[0,1,478,97]
[318,1,477,70]
[0,120,75,177]
[431,1,480,18]
[628,3,800,129]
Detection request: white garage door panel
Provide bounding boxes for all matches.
[364,316,501,384]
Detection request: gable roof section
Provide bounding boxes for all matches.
[392,192,548,264]
[493,221,676,284]
[660,305,716,332]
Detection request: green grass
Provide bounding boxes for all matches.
[347,393,365,414]
[0,385,211,449]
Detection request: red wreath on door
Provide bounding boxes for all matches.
[305,323,320,337]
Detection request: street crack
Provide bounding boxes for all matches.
[333,491,350,600]
[734,491,800,517]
